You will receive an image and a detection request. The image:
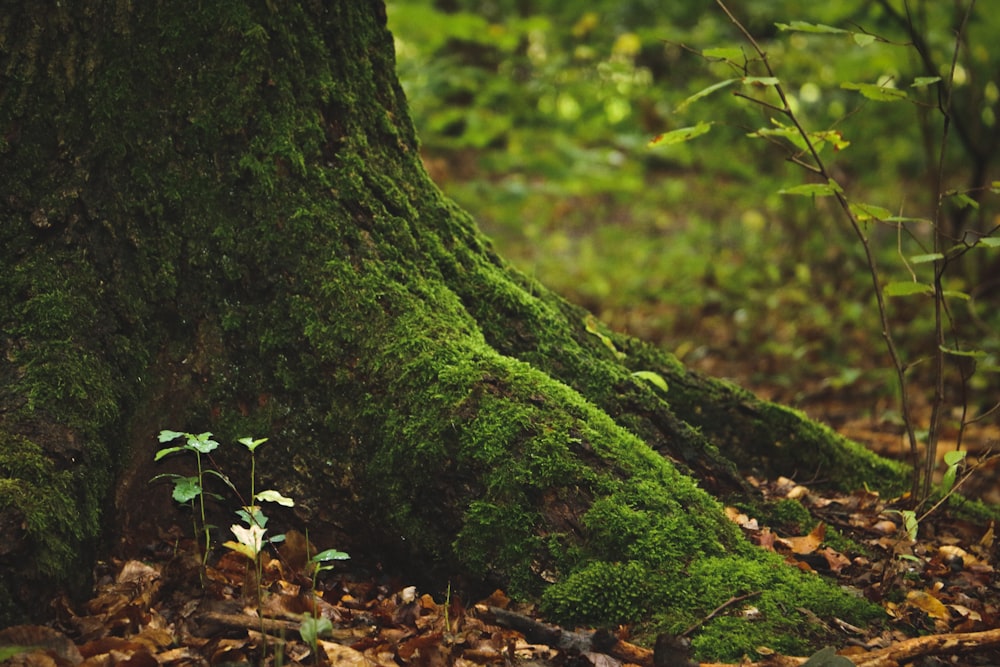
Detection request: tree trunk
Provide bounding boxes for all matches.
[0,1,905,659]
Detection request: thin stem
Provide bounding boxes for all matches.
[921,0,975,503]
[715,0,922,497]
[196,451,211,567]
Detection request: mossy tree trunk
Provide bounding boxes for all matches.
[0,1,905,659]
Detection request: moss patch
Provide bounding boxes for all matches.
[0,434,86,576]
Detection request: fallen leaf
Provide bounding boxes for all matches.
[906,590,950,621]
[781,523,826,555]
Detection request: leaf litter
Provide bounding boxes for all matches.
[2,482,1000,666]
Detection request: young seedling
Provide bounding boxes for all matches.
[152,430,227,569]
[154,428,350,662]
[222,437,295,609]
[299,612,333,662]
[300,533,349,662]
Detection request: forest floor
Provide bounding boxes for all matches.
[3,351,999,666]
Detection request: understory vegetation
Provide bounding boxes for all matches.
[387,1,1000,488]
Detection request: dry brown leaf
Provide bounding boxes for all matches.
[979,521,995,549]
[818,547,851,573]
[906,590,950,621]
[779,523,826,555]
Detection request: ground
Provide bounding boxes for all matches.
[1,374,998,665]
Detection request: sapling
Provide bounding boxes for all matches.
[656,0,999,506]
[154,428,350,662]
[299,531,349,661]
[152,430,226,569]
[221,436,294,610]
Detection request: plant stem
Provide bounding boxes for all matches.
[715,0,923,498]
[196,451,211,566]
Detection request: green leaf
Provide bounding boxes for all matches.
[312,548,351,563]
[632,370,668,393]
[939,346,986,358]
[255,489,295,507]
[884,282,933,297]
[945,192,979,210]
[675,79,739,112]
[943,450,967,466]
[885,215,932,224]
[236,506,268,527]
[849,202,892,221]
[941,450,965,496]
[810,129,850,151]
[940,466,957,495]
[300,612,333,647]
[901,510,918,541]
[649,121,713,147]
[978,237,1000,248]
[702,47,743,61]
[909,253,943,264]
[852,33,876,47]
[153,445,186,461]
[750,121,808,151]
[238,436,269,452]
[744,76,779,86]
[942,290,970,301]
[779,179,842,197]
[584,316,625,359]
[158,429,186,443]
[187,432,219,454]
[841,81,907,102]
[171,476,202,503]
[912,76,942,87]
[776,21,848,35]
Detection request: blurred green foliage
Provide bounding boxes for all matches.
[387,0,1000,406]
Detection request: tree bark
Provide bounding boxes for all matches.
[0,1,905,660]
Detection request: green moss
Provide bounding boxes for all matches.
[760,498,814,534]
[685,554,882,660]
[946,494,1000,522]
[541,561,663,626]
[5,258,121,429]
[620,337,910,495]
[0,434,89,577]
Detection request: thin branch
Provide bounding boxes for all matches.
[680,591,761,638]
[715,0,923,498]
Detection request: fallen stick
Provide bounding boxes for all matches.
[848,627,1000,667]
[486,606,1000,667]
[484,606,662,666]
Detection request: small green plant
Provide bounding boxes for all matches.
[299,612,332,660]
[298,532,349,661]
[154,429,350,662]
[220,437,295,607]
[308,546,351,592]
[152,430,225,569]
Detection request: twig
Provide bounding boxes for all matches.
[680,591,761,638]
[484,606,654,666]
